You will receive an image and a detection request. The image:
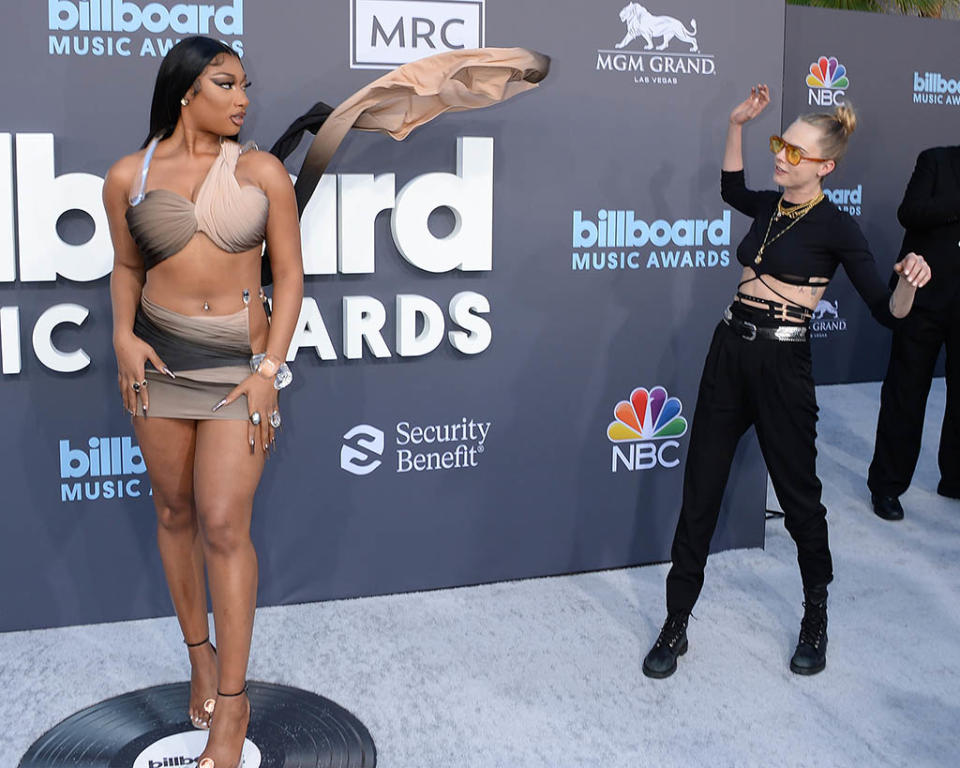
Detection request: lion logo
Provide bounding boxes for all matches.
[812,300,839,319]
[615,3,699,53]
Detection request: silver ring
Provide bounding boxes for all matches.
[269,410,281,429]
[132,381,141,392]
[140,379,148,388]
[249,411,261,426]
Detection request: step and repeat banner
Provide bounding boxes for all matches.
[0,0,784,631]
[783,6,958,384]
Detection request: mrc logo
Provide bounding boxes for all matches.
[806,55,848,106]
[607,386,687,472]
[350,0,485,70]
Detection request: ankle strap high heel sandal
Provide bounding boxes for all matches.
[217,684,248,697]
[184,635,218,729]
[198,686,249,768]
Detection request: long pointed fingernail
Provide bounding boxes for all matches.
[163,367,176,379]
[212,399,227,412]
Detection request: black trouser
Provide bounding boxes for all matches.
[666,320,832,615]
[869,300,960,498]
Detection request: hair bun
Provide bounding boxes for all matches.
[834,104,857,136]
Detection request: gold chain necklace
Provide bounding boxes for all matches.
[755,192,825,264]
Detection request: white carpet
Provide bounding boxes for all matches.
[1,380,956,768]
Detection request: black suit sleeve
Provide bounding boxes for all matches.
[897,149,960,231]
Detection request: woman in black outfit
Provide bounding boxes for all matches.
[642,85,931,679]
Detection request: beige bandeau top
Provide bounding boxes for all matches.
[125,138,268,270]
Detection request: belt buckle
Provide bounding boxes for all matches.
[775,326,805,342]
[742,321,757,341]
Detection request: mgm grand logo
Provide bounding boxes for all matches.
[596,3,716,85]
[810,299,848,339]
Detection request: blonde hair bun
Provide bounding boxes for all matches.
[834,103,857,137]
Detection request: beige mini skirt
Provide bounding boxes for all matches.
[133,295,253,420]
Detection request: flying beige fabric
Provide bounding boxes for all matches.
[291,47,551,212]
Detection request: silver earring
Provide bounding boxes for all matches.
[180,97,189,106]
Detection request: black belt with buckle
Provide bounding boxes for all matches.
[722,306,808,342]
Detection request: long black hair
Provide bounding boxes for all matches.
[142,36,239,148]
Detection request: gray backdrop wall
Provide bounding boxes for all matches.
[4,0,799,632]
[783,6,959,384]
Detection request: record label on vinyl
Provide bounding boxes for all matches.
[133,732,262,768]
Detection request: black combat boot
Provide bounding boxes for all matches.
[642,612,689,679]
[790,587,828,675]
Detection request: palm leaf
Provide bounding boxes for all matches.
[786,0,955,15]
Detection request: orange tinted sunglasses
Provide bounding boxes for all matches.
[769,135,829,166]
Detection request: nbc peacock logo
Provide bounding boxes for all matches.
[607,386,687,472]
[806,56,848,107]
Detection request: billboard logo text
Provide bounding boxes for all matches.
[913,72,960,106]
[48,0,245,57]
[59,436,149,502]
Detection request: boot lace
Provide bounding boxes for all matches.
[655,613,689,651]
[798,601,827,648]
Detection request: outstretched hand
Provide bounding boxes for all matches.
[894,252,931,289]
[730,84,771,125]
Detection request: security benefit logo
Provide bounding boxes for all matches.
[806,56,848,107]
[596,3,716,86]
[913,71,960,107]
[48,0,246,58]
[59,436,151,502]
[809,298,847,340]
[607,386,687,472]
[571,209,731,271]
[340,425,385,476]
[351,0,485,69]
[341,418,490,475]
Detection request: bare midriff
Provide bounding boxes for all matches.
[140,234,269,352]
[735,266,830,319]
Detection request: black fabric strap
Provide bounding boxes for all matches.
[217,684,248,697]
[261,102,334,286]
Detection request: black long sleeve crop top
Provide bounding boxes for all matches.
[721,170,898,328]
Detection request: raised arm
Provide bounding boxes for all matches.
[897,148,960,231]
[721,84,775,218]
[723,84,770,172]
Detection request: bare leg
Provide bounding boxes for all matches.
[134,415,218,728]
[194,419,265,766]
